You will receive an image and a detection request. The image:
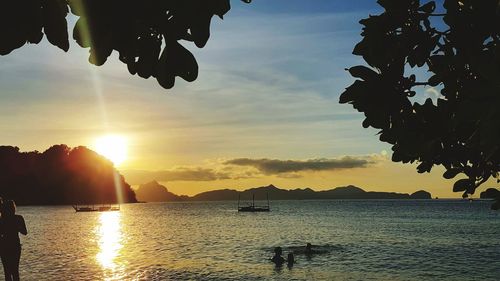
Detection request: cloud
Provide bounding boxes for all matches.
[425,87,440,96]
[276,173,303,179]
[224,156,376,175]
[122,155,382,184]
[424,87,444,104]
[122,167,231,185]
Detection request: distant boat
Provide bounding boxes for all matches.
[72,204,120,212]
[238,193,270,212]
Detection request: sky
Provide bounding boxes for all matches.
[0,0,483,197]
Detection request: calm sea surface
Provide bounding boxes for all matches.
[10,200,500,280]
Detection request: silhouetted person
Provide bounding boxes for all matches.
[305,243,317,256]
[0,200,27,281]
[270,247,285,266]
[287,252,295,268]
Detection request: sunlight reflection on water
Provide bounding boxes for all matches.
[10,201,500,280]
[96,212,124,280]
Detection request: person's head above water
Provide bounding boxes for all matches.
[3,200,16,217]
[306,243,312,251]
[274,247,282,256]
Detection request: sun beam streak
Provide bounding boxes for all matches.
[70,2,109,129]
[113,171,125,207]
[73,2,126,204]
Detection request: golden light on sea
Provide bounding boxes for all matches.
[96,212,123,272]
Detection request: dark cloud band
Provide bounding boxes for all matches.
[123,156,377,184]
[224,156,374,174]
[123,168,230,185]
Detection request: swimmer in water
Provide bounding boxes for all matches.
[270,247,285,266]
[287,252,295,268]
[305,243,317,255]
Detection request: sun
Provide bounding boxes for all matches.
[94,135,128,166]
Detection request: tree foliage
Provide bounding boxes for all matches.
[0,145,136,205]
[0,0,251,89]
[340,0,500,207]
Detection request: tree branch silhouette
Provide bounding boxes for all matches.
[0,0,251,89]
[340,0,500,208]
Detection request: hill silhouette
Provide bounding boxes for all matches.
[0,145,137,205]
[480,188,500,199]
[135,183,432,202]
[135,181,188,202]
[410,190,432,199]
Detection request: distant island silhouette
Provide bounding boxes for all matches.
[0,144,435,205]
[135,181,432,202]
[480,188,500,199]
[135,180,190,202]
[0,145,137,205]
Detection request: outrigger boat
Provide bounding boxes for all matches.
[238,193,270,212]
[72,204,120,212]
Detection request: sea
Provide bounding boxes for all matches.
[10,200,500,280]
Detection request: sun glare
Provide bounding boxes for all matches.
[96,212,123,272]
[94,135,128,166]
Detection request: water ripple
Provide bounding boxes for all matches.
[7,200,500,280]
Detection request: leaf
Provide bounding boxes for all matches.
[348,66,379,81]
[212,0,231,19]
[127,62,137,75]
[418,1,436,13]
[170,41,198,82]
[155,41,199,89]
[417,162,433,173]
[408,35,439,67]
[453,179,474,192]
[42,0,69,52]
[189,0,231,47]
[89,46,112,66]
[26,0,44,44]
[136,37,161,79]
[428,74,441,86]
[443,168,462,179]
[156,48,175,89]
[353,40,367,56]
[190,12,212,48]
[339,80,367,104]
[362,118,370,128]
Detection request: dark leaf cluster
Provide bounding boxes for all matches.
[340,0,500,206]
[0,145,136,205]
[0,0,251,89]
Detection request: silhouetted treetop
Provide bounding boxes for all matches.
[0,145,136,205]
[480,188,500,209]
[0,0,251,89]
[340,0,500,207]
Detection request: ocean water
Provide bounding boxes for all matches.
[9,200,500,280]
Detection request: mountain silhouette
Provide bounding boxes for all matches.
[134,183,432,202]
[410,190,432,199]
[0,145,136,205]
[135,181,188,202]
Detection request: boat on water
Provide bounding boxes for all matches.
[72,204,120,212]
[238,193,270,212]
